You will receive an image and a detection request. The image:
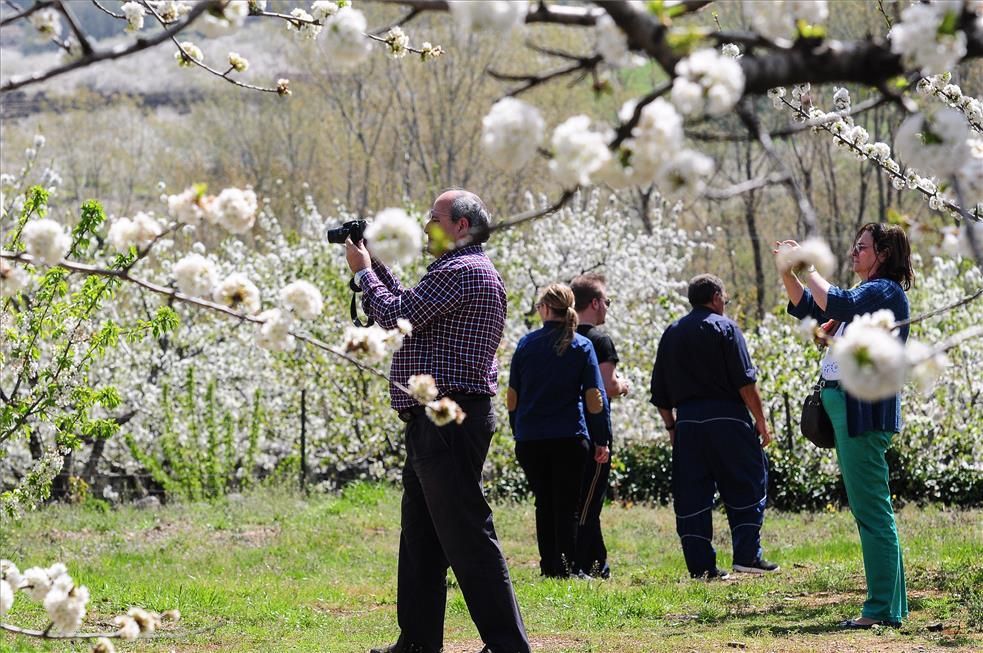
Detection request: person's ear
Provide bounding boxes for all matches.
[455,217,471,239]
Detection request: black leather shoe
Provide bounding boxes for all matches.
[369,643,434,653]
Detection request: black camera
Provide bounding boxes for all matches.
[326,219,367,244]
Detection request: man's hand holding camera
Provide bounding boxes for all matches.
[345,237,371,275]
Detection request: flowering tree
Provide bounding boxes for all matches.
[2,1,982,510]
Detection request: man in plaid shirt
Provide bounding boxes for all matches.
[347,190,530,653]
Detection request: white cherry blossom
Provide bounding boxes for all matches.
[481,98,545,170]
[22,218,71,265]
[364,208,423,266]
[279,280,324,320]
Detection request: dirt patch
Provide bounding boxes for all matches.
[778,588,945,609]
[224,524,281,546]
[123,520,186,544]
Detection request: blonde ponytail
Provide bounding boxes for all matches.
[536,283,579,355]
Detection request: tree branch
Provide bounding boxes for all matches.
[737,101,820,236]
[0,0,54,28]
[144,2,282,94]
[489,55,601,99]
[703,173,791,200]
[1,1,220,93]
[468,189,576,244]
[54,0,93,56]
[893,287,983,329]
[0,250,416,399]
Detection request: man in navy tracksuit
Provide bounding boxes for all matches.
[650,274,779,579]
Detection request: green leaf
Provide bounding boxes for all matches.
[938,10,959,36]
[886,208,906,226]
[796,20,827,40]
[666,28,704,56]
[152,306,180,337]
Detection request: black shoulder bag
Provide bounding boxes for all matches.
[800,376,835,449]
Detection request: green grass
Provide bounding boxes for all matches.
[1,483,981,652]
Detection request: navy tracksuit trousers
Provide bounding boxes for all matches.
[672,399,768,576]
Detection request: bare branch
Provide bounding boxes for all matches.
[54,0,93,56]
[370,0,604,26]
[737,101,820,236]
[0,0,54,28]
[0,623,119,640]
[489,56,601,99]
[90,0,123,20]
[464,190,576,245]
[703,173,792,200]
[370,7,422,35]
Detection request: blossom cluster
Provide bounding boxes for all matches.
[363,208,424,266]
[599,97,685,190]
[830,309,951,401]
[0,559,179,651]
[165,185,258,232]
[917,72,983,134]
[479,45,748,197]
[2,561,88,634]
[742,0,829,43]
[774,238,837,277]
[341,319,412,363]
[481,98,545,170]
[448,0,528,33]
[670,48,745,119]
[595,14,639,67]
[20,218,71,265]
[772,84,982,249]
[889,0,972,75]
[107,212,163,252]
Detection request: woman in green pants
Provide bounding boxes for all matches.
[775,223,913,629]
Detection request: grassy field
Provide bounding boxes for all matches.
[1,483,981,652]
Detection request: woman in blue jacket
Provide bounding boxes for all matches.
[508,283,612,578]
[776,223,913,629]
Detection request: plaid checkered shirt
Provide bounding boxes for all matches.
[359,244,507,412]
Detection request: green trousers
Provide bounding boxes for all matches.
[822,387,908,623]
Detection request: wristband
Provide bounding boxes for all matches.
[665,423,675,431]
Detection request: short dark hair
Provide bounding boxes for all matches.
[688,273,724,307]
[449,193,491,244]
[570,273,607,312]
[856,222,914,290]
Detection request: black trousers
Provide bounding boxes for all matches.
[576,445,611,577]
[396,397,530,653]
[515,437,589,577]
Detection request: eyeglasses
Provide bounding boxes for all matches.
[852,243,870,255]
[596,297,612,307]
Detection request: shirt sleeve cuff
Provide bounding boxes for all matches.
[354,268,372,288]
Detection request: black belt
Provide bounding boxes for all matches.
[398,406,425,423]
[397,392,489,423]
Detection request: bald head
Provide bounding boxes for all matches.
[433,189,491,245]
